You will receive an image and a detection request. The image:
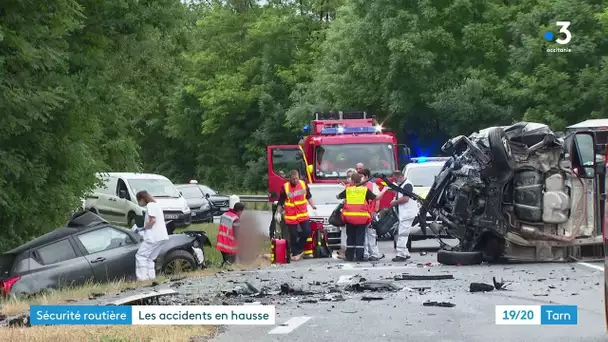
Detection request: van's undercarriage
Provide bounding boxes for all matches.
[416,122,603,263]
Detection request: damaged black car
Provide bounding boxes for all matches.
[415,122,601,264]
[0,211,211,298]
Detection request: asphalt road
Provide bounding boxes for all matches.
[198,210,608,342]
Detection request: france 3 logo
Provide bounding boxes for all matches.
[544,21,572,53]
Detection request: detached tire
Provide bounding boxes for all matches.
[437,249,483,265]
[488,127,515,171]
[162,250,197,275]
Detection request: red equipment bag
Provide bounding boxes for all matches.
[303,220,331,258]
[271,238,289,264]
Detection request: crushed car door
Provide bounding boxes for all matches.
[267,145,308,202]
[74,227,139,282]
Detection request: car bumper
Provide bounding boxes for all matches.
[190,209,213,223]
[210,207,229,216]
[164,211,192,228]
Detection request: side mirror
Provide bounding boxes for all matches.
[205,193,210,199]
[295,151,303,160]
[119,190,127,199]
[572,132,596,178]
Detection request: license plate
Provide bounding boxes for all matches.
[192,247,204,264]
[220,207,229,211]
[165,214,179,219]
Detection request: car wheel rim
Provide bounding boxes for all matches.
[165,259,193,274]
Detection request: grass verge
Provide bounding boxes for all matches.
[5,325,216,342]
[1,222,269,341]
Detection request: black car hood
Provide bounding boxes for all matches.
[185,197,207,208]
[208,195,230,205]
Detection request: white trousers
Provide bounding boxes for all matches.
[396,218,414,258]
[340,227,347,249]
[136,240,166,281]
[363,226,380,258]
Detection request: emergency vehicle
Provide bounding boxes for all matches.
[266,111,403,202]
[565,119,608,329]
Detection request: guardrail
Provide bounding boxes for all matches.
[235,194,268,202]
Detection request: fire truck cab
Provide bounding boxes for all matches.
[566,119,608,330]
[267,111,402,202]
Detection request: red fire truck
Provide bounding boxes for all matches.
[266,111,404,201]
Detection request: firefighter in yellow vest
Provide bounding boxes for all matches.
[275,170,316,261]
[216,202,245,266]
[336,173,376,261]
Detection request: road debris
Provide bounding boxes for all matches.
[394,274,454,281]
[222,282,260,297]
[470,283,494,293]
[492,277,508,290]
[346,280,402,292]
[299,299,318,304]
[0,312,31,327]
[280,283,314,295]
[362,295,384,301]
[423,301,455,308]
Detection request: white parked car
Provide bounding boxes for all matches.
[84,172,192,228]
[400,158,450,245]
[306,183,345,249]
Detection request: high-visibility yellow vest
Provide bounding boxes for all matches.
[342,185,371,225]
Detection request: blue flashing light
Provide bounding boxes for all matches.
[303,124,310,131]
[321,126,377,135]
[411,157,450,163]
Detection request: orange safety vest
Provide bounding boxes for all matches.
[342,185,371,225]
[216,211,238,254]
[283,180,310,225]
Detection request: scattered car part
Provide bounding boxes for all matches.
[106,288,178,306]
[436,249,483,265]
[393,274,454,280]
[346,281,402,292]
[470,283,494,292]
[423,301,456,307]
[493,276,507,290]
[361,296,384,301]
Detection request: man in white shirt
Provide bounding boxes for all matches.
[389,170,416,262]
[135,191,170,281]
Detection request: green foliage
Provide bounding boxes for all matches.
[1,0,607,250]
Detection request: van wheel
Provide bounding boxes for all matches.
[488,128,515,171]
[127,211,136,227]
[162,250,197,275]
